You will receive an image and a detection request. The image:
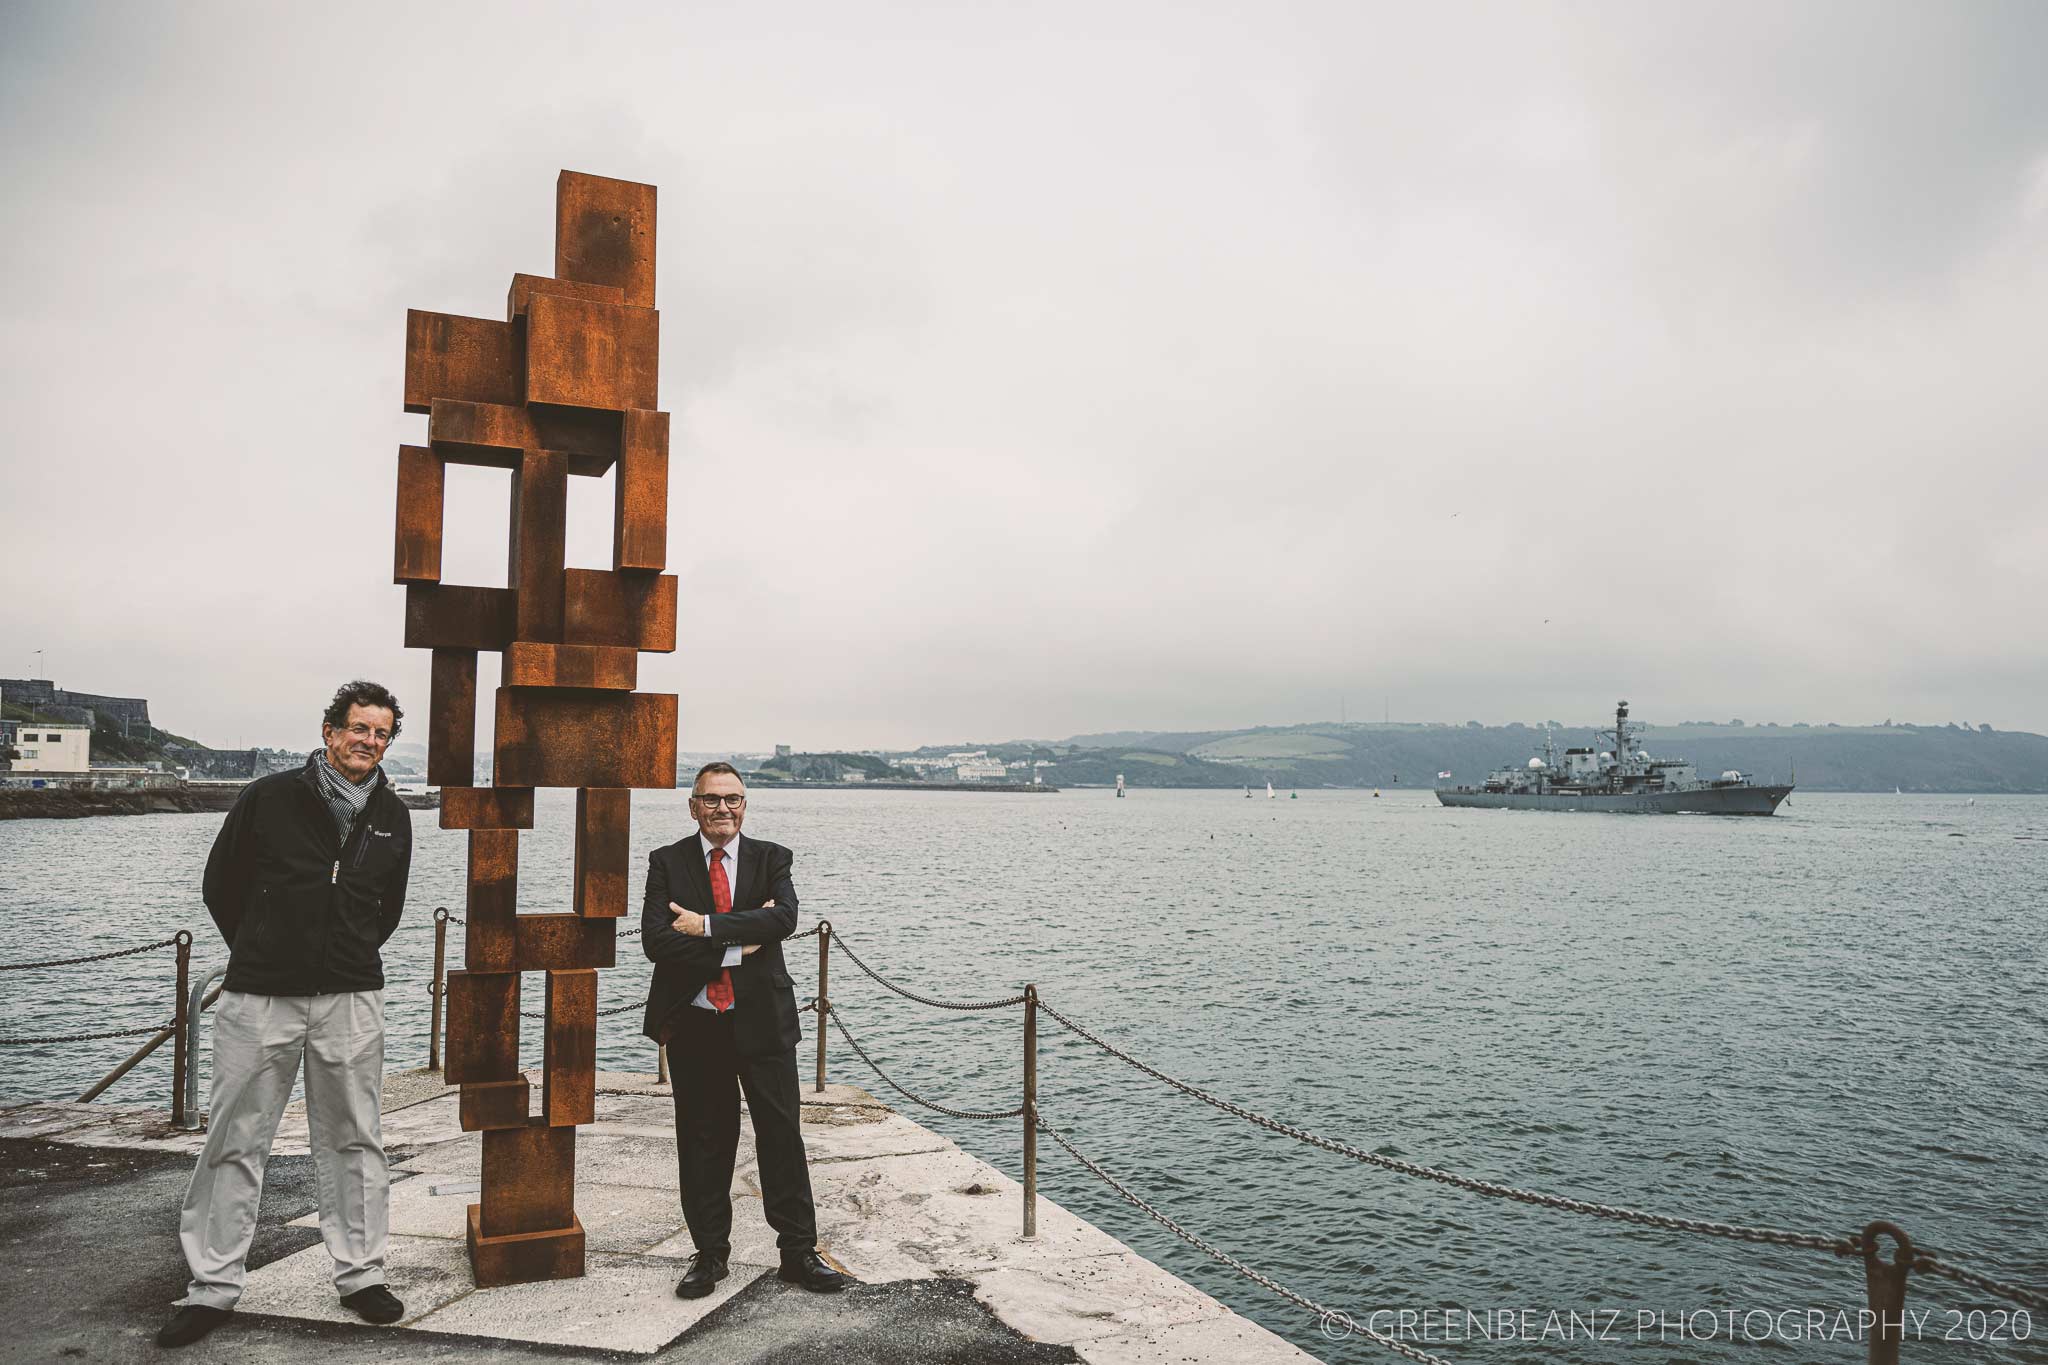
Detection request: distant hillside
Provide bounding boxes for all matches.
[1,698,297,780]
[1021,720,2048,792]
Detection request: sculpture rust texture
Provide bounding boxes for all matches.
[393,171,676,1287]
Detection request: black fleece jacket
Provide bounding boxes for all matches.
[201,754,413,995]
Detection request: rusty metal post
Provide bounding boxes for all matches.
[170,931,192,1125]
[429,907,449,1070]
[1023,983,1038,1239]
[815,920,832,1093]
[1862,1221,1913,1365]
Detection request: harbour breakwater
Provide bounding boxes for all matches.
[0,785,242,820]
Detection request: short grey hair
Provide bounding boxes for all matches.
[692,761,743,794]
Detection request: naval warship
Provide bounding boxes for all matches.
[1435,701,1792,815]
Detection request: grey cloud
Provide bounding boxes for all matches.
[1,0,2043,751]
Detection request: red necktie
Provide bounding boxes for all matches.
[706,846,734,1011]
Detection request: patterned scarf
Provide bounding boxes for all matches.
[311,748,378,842]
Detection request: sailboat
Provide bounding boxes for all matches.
[1244,785,1252,799]
[1266,781,1275,799]
[1115,773,1125,799]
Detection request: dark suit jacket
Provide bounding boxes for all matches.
[639,833,803,1057]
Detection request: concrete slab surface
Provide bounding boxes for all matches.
[3,1075,1323,1363]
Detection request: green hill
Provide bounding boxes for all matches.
[1020,720,2048,792]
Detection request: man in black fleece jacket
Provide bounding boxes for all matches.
[157,681,414,1349]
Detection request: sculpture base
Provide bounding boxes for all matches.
[466,1205,585,1287]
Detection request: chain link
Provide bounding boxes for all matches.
[829,931,1025,1011]
[821,1002,1023,1119]
[0,1020,175,1046]
[0,934,182,971]
[518,1001,646,1020]
[1912,1256,2047,1312]
[439,914,827,944]
[1036,1116,1452,1365]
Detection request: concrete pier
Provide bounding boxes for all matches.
[0,1071,1324,1363]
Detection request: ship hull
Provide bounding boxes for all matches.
[1435,785,1791,815]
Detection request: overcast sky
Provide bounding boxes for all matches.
[3,1,2044,752]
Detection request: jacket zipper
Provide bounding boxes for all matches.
[331,859,340,885]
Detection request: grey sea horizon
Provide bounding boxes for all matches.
[1,787,2041,1363]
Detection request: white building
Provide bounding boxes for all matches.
[11,724,91,773]
[954,758,1008,782]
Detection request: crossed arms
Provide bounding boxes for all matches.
[639,844,800,968]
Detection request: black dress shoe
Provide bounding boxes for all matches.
[155,1304,232,1347]
[341,1284,405,1324]
[778,1249,846,1293]
[675,1251,730,1299]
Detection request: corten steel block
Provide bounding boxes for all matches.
[479,1121,577,1237]
[543,970,597,1126]
[460,1078,531,1132]
[509,449,569,643]
[524,293,659,412]
[512,914,618,972]
[443,971,520,1085]
[428,649,477,788]
[573,788,631,919]
[506,272,624,320]
[393,445,444,584]
[494,689,678,790]
[467,1207,585,1288]
[465,830,520,972]
[615,410,669,574]
[405,584,516,651]
[404,309,520,414]
[439,786,536,830]
[429,398,622,478]
[555,171,656,308]
[562,569,678,653]
[501,642,638,691]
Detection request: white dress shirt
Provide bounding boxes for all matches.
[688,831,747,1011]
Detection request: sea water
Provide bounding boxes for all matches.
[2,789,2041,1362]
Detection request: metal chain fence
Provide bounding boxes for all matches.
[1035,998,2045,1311]
[828,930,1025,1012]
[1036,1114,1453,1365]
[820,1001,1024,1120]
[0,934,182,971]
[0,1020,175,1046]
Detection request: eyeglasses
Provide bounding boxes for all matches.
[692,793,746,809]
[340,722,393,745]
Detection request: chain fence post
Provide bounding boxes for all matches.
[1862,1221,1913,1365]
[815,920,831,1093]
[1023,982,1037,1239]
[429,907,448,1071]
[170,931,192,1125]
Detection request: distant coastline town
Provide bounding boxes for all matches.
[5,675,2047,819]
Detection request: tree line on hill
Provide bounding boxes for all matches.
[929,722,2048,792]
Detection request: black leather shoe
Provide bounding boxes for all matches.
[778,1249,846,1293]
[675,1251,730,1299]
[155,1304,232,1347]
[341,1284,405,1324]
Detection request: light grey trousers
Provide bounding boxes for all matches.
[178,990,390,1309]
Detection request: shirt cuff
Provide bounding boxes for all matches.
[721,944,742,967]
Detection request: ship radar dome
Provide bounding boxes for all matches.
[1528,757,1545,769]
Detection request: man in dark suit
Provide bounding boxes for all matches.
[640,762,845,1298]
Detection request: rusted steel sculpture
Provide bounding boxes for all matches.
[393,171,675,1287]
